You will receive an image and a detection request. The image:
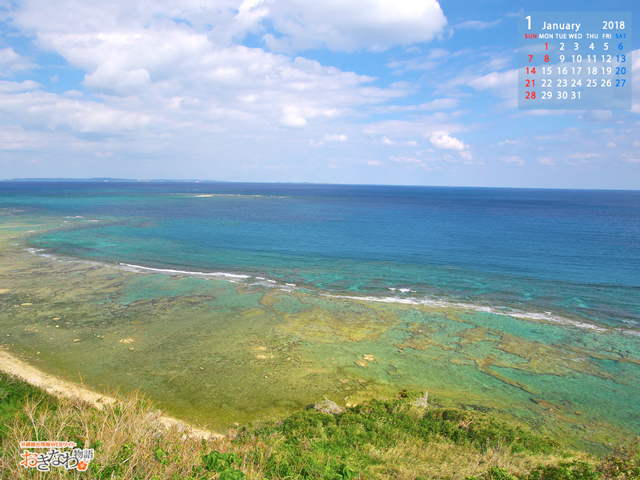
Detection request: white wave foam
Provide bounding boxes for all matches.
[118,263,302,292]
[177,193,266,199]
[320,292,610,332]
[118,263,251,279]
[510,312,607,332]
[20,248,623,334]
[25,248,107,266]
[387,287,417,293]
[620,329,640,337]
[23,247,297,291]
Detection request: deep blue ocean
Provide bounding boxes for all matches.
[2,181,639,331]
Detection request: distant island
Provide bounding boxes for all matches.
[2,178,228,183]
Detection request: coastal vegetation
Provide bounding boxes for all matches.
[1,372,638,479]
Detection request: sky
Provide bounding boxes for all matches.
[0,0,638,188]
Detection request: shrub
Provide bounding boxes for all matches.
[525,460,600,480]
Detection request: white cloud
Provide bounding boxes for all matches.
[468,69,517,95]
[0,91,154,133]
[0,0,457,183]
[567,153,598,160]
[462,67,518,108]
[4,0,410,115]
[425,50,519,108]
[0,80,41,92]
[454,19,501,30]
[94,151,114,157]
[261,0,448,52]
[363,115,467,137]
[281,106,308,127]
[0,3,411,138]
[581,110,613,123]
[416,98,458,110]
[621,153,640,163]
[503,156,524,166]
[376,97,458,113]
[13,0,447,54]
[632,49,640,113]
[280,105,340,127]
[0,47,37,76]
[390,155,440,170]
[392,155,424,164]
[0,126,47,151]
[428,131,466,150]
[1,0,635,187]
[367,160,382,166]
[323,133,348,142]
[538,157,553,165]
[386,48,450,73]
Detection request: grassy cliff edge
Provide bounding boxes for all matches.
[1,372,639,479]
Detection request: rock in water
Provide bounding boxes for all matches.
[314,398,344,415]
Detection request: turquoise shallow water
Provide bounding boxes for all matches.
[1,181,639,447]
[3,182,638,330]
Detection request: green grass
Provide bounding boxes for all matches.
[236,395,558,479]
[0,375,638,479]
[0,372,57,440]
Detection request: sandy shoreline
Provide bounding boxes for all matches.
[0,349,222,440]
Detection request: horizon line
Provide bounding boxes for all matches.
[1,178,639,192]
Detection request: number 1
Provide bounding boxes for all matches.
[526,16,531,29]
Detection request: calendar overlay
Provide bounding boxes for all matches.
[519,12,632,110]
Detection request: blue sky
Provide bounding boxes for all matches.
[0,0,638,188]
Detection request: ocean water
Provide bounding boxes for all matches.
[1,181,639,447]
[3,182,640,329]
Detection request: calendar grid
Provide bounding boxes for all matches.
[518,12,632,110]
